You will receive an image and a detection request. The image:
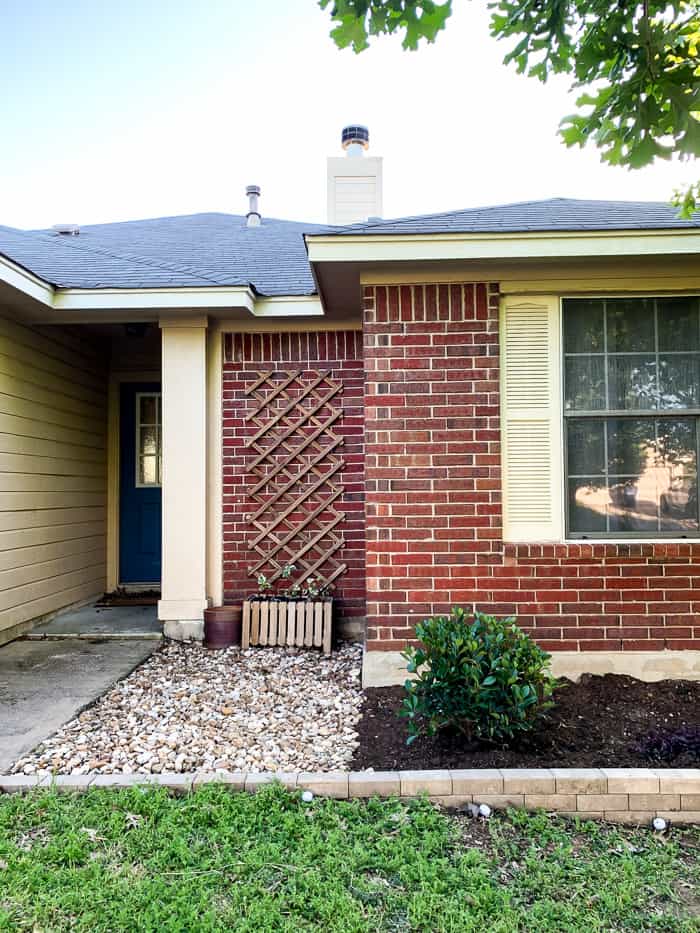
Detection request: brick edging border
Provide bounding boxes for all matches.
[2,768,699,824]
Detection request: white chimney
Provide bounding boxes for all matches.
[246,185,261,227]
[327,125,383,225]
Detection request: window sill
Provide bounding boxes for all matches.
[566,538,699,545]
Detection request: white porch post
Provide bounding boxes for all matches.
[158,315,209,639]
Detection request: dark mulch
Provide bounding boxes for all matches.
[352,674,700,770]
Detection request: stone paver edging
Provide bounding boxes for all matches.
[2,768,699,825]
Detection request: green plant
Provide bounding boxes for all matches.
[400,608,561,744]
[249,565,333,600]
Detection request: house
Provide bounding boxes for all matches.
[1,127,700,685]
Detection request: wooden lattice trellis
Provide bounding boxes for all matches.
[244,369,347,590]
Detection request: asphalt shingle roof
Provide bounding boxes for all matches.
[0,199,697,295]
[0,213,329,294]
[316,197,700,236]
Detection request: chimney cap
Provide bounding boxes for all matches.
[246,184,261,197]
[341,125,369,150]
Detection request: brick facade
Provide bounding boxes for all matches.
[363,283,700,653]
[222,331,365,628]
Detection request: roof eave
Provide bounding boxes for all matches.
[0,265,324,320]
[305,227,700,264]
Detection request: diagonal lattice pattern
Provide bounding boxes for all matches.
[244,369,347,590]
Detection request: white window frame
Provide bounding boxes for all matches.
[135,391,162,488]
[559,293,700,543]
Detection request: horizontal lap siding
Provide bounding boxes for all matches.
[0,316,108,643]
[363,284,700,653]
[222,331,366,628]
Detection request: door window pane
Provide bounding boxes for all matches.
[139,456,158,486]
[140,395,158,425]
[136,393,162,487]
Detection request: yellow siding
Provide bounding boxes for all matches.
[0,316,108,644]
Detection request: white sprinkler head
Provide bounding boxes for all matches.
[652,817,667,832]
[301,790,314,803]
[478,804,492,818]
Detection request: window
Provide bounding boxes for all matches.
[136,392,162,487]
[563,297,700,537]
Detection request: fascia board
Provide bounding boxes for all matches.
[52,286,257,312]
[0,256,54,306]
[252,295,324,317]
[305,229,700,263]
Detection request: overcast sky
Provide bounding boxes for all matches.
[2,0,697,229]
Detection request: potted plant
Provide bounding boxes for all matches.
[241,564,333,654]
[203,604,243,649]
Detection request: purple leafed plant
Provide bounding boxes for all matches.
[635,725,700,763]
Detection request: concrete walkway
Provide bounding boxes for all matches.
[0,637,159,772]
[28,604,161,639]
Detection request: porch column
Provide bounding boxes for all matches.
[158,315,209,639]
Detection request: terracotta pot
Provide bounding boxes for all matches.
[203,605,242,649]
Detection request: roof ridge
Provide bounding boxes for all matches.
[30,212,331,232]
[332,196,677,232]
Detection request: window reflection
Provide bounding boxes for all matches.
[568,418,698,534]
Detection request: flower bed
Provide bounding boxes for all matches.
[353,674,700,771]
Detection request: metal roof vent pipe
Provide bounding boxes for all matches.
[246,185,261,227]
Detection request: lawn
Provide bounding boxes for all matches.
[0,785,697,932]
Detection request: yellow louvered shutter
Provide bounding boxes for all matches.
[501,297,563,542]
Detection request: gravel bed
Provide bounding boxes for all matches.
[12,641,363,776]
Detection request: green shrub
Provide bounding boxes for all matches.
[399,608,561,744]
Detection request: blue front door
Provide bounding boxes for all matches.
[119,382,162,584]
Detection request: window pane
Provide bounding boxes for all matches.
[140,426,157,456]
[563,299,604,353]
[658,297,700,352]
[568,477,608,533]
[567,419,605,475]
[140,395,157,425]
[564,356,606,410]
[606,298,654,352]
[139,456,158,485]
[608,355,657,410]
[659,354,700,409]
[607,418,655,476]
[607,477,658,533]
[657,419,698,532]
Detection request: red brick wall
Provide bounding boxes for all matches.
[363,283,700,653]
[222,331,365,627]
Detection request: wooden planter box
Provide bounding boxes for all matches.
[242,598,333,655]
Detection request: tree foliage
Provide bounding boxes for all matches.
[321,0,700,214]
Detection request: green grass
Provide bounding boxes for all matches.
[0,785,697,932]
